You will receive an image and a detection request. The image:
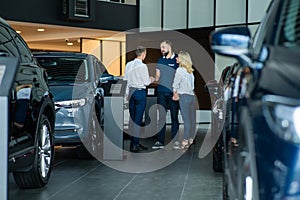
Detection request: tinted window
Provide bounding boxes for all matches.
[11,32,32,63]
[37,57,89,83]
[278,0,300,47]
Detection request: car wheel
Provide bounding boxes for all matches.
[77,109,102,159]
[13,114,53,188]
[223,172,229,200]
[213,139,224,172]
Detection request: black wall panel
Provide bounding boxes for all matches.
[0,0,138,31]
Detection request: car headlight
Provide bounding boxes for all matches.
[55,98,86,108]
[263,95,300,144]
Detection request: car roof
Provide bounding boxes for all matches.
[0,17,11,27]
[33,52,88,59]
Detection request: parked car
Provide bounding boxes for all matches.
[0,17,55,188]
[210,0,300,199]
[206,62,240,172]
[34,52,118,158]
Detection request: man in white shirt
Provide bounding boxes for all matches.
[124,46,154,152]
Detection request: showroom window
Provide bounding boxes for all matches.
[74,0,89,17]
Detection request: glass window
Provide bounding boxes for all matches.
[278,0,300,47]
[163,0,187,30]
[216,0,246,26]
[11,32,32,63]
[94,57,106,76]
[37,57,89,83]
[74,0,89,17]
[189,0,214,28]
[248,0,271,23]
[139,0,161,31]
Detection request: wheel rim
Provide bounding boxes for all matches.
[90,114,101,153]
[38,124,52,179]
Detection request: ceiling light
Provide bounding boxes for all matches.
[16,30,21,34]
[67,42,73,46]
[37,28,45,32]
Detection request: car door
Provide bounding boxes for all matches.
[9,29,39,154]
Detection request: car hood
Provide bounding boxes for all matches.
[49,83,90,102]
[258,46,300,98]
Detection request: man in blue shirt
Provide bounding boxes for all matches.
[152,40,180,149]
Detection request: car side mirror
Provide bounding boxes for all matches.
[210,26,251,57]
[99,73,112,84]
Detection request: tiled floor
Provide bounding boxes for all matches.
[9,126,222,200]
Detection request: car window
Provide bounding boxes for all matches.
[10,31,33,63]
[251,1,274,57]
[277,0,300,47]
[95,59,108,75]
[0,25,20,57]
[36,57,89,83]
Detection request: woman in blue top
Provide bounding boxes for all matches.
[172,51,197,149]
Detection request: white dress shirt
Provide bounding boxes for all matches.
[172,67,195,95]
[124,58,151,95]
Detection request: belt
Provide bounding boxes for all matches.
[129,87,145,90]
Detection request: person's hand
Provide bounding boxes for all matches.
[150,76,155,83]
[172,92,179,101]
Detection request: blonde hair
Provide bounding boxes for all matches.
[178,51,194,73]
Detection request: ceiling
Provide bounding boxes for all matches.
[8,20,126,52]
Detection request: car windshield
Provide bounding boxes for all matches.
[278,0,300,47]
[37,57,89,83]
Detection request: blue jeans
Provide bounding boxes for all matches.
[157,92,179,144]
[129,89,146,147]
[179,94,196,140]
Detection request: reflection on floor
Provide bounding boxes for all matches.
[9,125,222,200]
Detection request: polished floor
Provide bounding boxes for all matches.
[9,126,222,200]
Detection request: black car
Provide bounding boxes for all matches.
[34,52,118,158]
[0,17,55,188]
[211,0,300,199]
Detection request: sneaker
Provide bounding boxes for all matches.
[152,141,164,149]
[173,141,181,150]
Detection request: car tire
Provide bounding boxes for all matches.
[77,107,102,159]
[223,173,229,200]
[213,139,224,172]
[13,114,54,188]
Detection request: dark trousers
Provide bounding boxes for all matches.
[157,92,179,144]
[129,89,146,147]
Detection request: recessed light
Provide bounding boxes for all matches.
[67,42,73,46]
[16,30,21,34]
[37,28,45,32]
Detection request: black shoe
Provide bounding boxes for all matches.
[130,145,144,153]
[138,144,148,150]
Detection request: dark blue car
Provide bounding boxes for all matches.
[210,0,300,199]
[34,52,118,158]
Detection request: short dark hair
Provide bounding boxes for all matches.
[135,46,146,56]
[161,40,173,49]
